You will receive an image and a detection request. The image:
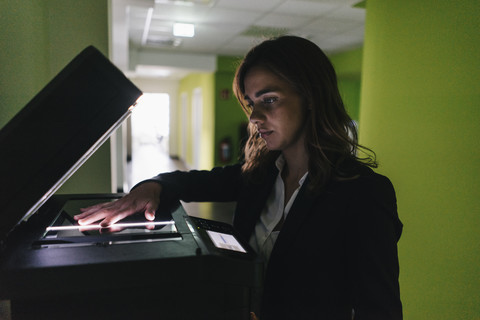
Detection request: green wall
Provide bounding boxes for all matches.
[360,0,480,318]
[0,1,49,127]
[0,0,111,194]
[214,56,246,166]
[330,47,363,121]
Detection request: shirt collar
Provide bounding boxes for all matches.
[275,154,286,171]
[275,155,309,186]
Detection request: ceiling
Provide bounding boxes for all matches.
[111,0,366,79]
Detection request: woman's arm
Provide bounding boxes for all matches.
[74,164,244,227]
[148,164,243,203]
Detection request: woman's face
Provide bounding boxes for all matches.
[244,66,308,154]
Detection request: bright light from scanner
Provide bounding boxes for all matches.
[129,94,144,111]
[173,23,195,37]
[46,221,175,231]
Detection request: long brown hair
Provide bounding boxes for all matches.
[233,36,377,191]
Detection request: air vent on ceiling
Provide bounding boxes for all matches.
[146,36,182,47]
[155,0,216,6]
[241,26,290,38]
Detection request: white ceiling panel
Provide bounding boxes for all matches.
[114,0,366,78]
[324,6,365,22]
[199,7,264,24]
[216,0,283,11]
[300,17,359,36]
[273,0,339,17]
[256,13,312,29]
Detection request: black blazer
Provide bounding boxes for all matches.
[151,163,403,319]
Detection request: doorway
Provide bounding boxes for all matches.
[191,87,203,169]
[129,93,170,186]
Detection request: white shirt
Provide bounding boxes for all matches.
[248,155,308,265]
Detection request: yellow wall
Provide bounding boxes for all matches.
[361,0,480,318]
[177,72,215,170]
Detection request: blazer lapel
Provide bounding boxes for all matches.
[270,176,318,255]
[233,164,279,241]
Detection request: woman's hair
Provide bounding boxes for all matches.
[233,35,377,191]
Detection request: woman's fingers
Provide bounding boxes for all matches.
[74,199,137,226]
[144,199,159,221]
[73,182,163,227]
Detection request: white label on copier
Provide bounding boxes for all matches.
[206,230,247,253]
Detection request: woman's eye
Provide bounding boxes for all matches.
[263,97,278,104]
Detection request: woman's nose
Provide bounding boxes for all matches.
[249,107,264,124]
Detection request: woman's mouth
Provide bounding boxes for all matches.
[258,129,273,138]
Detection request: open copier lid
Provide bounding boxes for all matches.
[0,46,142,243]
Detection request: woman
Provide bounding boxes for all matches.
[75,36,403,319]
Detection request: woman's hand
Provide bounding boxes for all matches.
[74,182,162,227]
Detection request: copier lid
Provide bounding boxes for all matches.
[0,46,143,242]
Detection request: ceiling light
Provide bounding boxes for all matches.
[135,65,173,78]
[155,0,216,6]
[173,23,195,37]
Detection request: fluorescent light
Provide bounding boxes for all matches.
[173,22,195,37]
[136,65,173,78]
